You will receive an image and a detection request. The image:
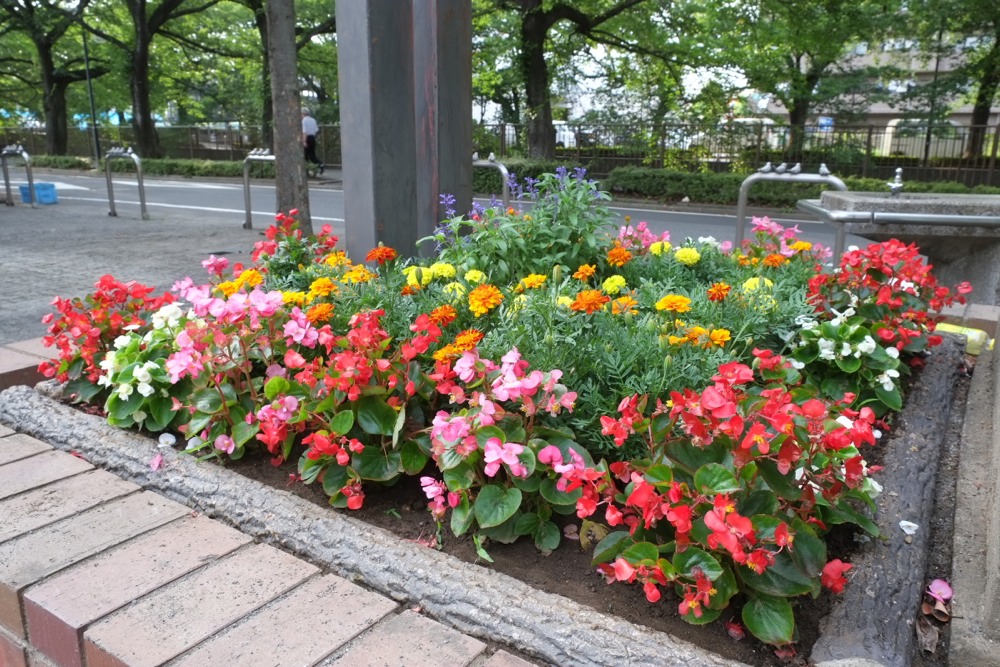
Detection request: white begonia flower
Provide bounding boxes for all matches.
[114,335,132,349]
[876,369,900,391]
[116,383,134,400]
[836,415,855,429]
[132,410,147,423]
[865,477,883,499]
[790,359,805,369]
[133,365,152,384]
[99,351,118,373]
[818,338,836,360]
[97,374,112,387]
[152,303,184,330]
[856,336,877,356]
[840,342,853,357]
[697,236,720,247]
[136,382,155,397]
[123,324,141,332]
[830,307,856,327]
[886,346,900,359]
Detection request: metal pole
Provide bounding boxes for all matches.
[82,28,101,165]
[105,153,117,217]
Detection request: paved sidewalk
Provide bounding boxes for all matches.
[0,426,540,667]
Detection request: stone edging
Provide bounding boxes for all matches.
[0,384,745,667]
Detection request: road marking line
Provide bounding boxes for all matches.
[56,196,345,222]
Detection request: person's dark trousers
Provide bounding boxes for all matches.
[305,135,324,173]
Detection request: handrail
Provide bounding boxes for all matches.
[735,163,847,249]
[1,144,34,209]
[104,147,148,219]
[242,148,276,229]
[472,152,509,209]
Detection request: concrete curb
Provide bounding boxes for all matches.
[0,384,746,667]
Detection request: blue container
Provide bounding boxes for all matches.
[18,183,58,205]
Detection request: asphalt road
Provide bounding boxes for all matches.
[39,171,864,249]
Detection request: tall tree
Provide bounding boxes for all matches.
[704,0,902,152]
[267,0,311,235]
[0,0,107,154]
[481,0,674,158]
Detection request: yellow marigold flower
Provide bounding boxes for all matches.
[611,296,639,315]
[668,334,687,346]
[607,244,633,268]
[402,265,433,287]
[464,269,486,284]
[468,284,504,317]
[324,251,351,267]
[763,253,787,268]
[742,277,774,292]
[602,275,627,295]
[433,344,462,362]
[674,247,701,266]
[572,264,597,282]
[309,277,338,297]
[735,253,752,267]
[655,294,692,313]
[237,269,263,288]
[217,281,240,297]
[429,262,457,279]
[649,240,672,256]
[686,326,709,344]
[507,207,517,215]
[454,329,484,350]
[443,281,466,297]
[429,304,457,327]
[517,273,547,292]
[707,282,731,302]
[556,295,573,308]
[342,265,376,284]
[282,291,307,305]
[306,302,334,324]
[570,289,610,314]
[790,240,813,252]
[709,329,732,347]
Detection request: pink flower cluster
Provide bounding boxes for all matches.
[617,220,669,251]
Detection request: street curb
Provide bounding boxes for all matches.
[0,384,746,667]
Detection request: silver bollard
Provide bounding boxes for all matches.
[242,148,276,229]
[473,152,510,209]
[104,147,148,220]
[1,144,35,209]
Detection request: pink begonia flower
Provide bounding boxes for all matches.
[273,396,299,421]
[283,308,319,348]
[214,434,235,455]
[431,411,471,444]
[537,445,563,467]
[927,579,953,603]
[419,476,445,500]
[201,255,230,276]
[483,437,526,478]
[266,364,287,379]
[453,351,480,383]
[473,393,499,426]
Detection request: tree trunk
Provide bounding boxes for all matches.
[520,4,554,159]
[129,3,162,158]
[786,101,810,159]
[37,50,68,155]
[267,0,312,235]
[965,41,1000,160]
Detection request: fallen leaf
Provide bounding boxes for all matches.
[579,519,609,551]
[916,614,939,653]
[150,453,164,471]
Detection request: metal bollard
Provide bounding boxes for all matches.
[473,152,510,209]
[104,147,148,219]
[734,163,848,250]
[242,148,276,229]
[1,144,34,209]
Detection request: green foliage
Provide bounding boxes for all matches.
[31,155,94,170]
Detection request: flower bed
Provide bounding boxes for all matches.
[37,169,971,657]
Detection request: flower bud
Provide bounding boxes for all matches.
[659,334,670,353]
[663,355,673,371]
[552,264,563,284]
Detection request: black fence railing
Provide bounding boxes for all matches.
[6,121,1000,187]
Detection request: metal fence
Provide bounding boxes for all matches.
[6,120,1000,186]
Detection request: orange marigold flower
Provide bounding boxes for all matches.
[611,296,639,315]
[468,284,504,317]
[365,246,399,264]
[570,289,610,314]
[306,303,334,324]
[429,304,458,327]
[573,264,597,282]
[763,253,787,268]
[707,282,731,302]
[709,329,732,347]
[655,294,692,313]
[401,285,419,296]
[686,326,710,344]
[454,329,484,350]
[607,244,633,268]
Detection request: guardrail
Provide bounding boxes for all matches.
[104,147,148,219]
[1,144,34,209]
[734,162,848,251]
[242,148,276,229]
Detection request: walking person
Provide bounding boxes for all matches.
[301,108,324,175]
